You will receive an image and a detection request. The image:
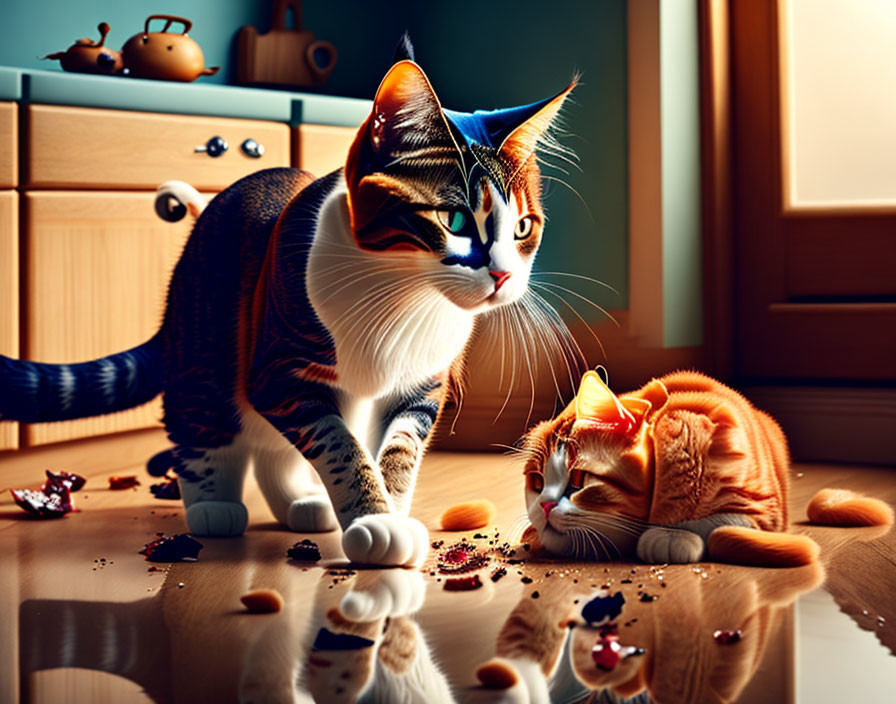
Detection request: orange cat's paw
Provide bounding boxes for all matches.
[807,489,894,527]
[636,526,705,563]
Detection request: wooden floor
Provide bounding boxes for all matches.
[1,432,895,703]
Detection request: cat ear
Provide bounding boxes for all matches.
[352,60,459,171]
[575,370,634,425]
[639,379,669,412]
[498,79,577,182]
[619,396,652,424]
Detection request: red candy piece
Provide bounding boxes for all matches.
[443,575,483,591]
[592,640,621,671]
[10,487,72,518]
[45,470,86,493]
[713,629,742,645]
[109,475,140,490]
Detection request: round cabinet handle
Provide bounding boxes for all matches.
[194,136,228,157]
[241,138,265,158]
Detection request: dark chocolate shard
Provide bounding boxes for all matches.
[287,539,321,561]
[140,533,203,562]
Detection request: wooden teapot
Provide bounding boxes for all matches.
[121,15,219,82]
[41,22,124,75]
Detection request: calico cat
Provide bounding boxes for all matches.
[522,370,893,566]
[0,48,575,567]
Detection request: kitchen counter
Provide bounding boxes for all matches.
[0,65,370,126]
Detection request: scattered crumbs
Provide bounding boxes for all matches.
[140,533,203,562]
[573,599,579,604]
[573,579,578,583]
[177,582,185,589]
[431,540,444,549]
[531,591,540,599]
[438,541,489,574]
[638,592,658,602]
[241,588,284,613]
[620,579,632,584]
[473,533,487,539]
[490,567,507,583]
[521,576,533,584]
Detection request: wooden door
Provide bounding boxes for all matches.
[731,0,896,382]
[0,191,18,450]
[23,192,196,445]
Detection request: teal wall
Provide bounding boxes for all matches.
[0,0,629,311]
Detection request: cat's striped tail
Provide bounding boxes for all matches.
[0,333,163,423]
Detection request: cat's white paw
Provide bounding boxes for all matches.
[186,500,248,537]
[339,569,426,621]
[341,514,429,567]
[286,494,338,533]
[637,526,705,563]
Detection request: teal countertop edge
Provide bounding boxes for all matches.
[0,66,371,126]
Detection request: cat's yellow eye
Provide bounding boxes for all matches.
[514,215,534,240]
[437,209,467,234]
[526,473,544,493]
[568,468,586,488]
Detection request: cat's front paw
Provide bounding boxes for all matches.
[339,569,426,621]
[341,514,428,567]
[186,500,248,537]
[286,494,338,533]
[637,526,705,564]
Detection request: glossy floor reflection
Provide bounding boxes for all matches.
[2,452,896,703]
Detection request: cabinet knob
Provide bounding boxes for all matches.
[241,138,265,158]
[194,136,228,157]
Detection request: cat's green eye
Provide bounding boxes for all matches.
[526,473,544,493]
[514,215,535,240]
[437,209,467,234]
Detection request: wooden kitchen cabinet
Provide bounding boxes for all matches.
[0,102,16,188]
[27,105,290,190]
[23,191,197,446]
[293,124,358,177]
[0,191,18,450]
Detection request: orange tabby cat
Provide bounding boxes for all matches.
[522,370,893,566]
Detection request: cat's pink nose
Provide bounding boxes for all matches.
[489,270,512,291]
[541,501,558,519]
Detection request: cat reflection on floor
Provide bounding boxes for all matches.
[241,568,455,704]
[470,562,824,704]
[19,568,453,704]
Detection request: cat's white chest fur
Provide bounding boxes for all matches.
[306,184,474,400]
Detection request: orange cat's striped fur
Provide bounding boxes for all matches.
[522,370,893,566]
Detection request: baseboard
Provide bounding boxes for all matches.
[744,386,896,466]
[0,427,170,492]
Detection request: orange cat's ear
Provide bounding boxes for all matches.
[575,371,632,424]
[619,396,652,424]
[639,379,669,412]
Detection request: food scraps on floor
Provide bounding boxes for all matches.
[287,539,321,561]
[240,588,284,613]
[150,471,181,500]
[439,499,498,530]
[140,532,203,562]
[109,475,140,490]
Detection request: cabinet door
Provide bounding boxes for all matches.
[23,192,197,446]
[0,191,18,450]
[0,102,16,188]
[28,105,290,191]
[293,124,358,177]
